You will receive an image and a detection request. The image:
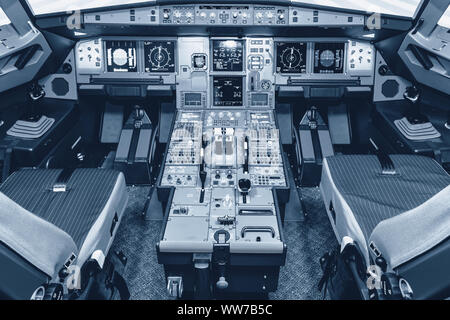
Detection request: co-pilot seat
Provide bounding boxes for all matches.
[320,154,450,299]
[0,168,128,300]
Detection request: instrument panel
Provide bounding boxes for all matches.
[143,40,175,73]
[213,76,244,107]
[105,40,137,73]
[313,42,345,74]
[212,40,244,72]
[159,109,287,253]
[76,37,375,90]
[84,4,365,27]
[276,42,307,74]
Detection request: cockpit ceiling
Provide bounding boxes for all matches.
[26,0,423,18]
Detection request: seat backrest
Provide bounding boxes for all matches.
[0,242,48,300]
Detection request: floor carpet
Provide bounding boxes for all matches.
[111,186,337,300]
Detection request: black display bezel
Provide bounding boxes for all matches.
[212,40,244,72]
[143,40,176,73]
[105,40,138,73]
[212,76,244,107]
[313,42,345,74]
[275,42,308,74]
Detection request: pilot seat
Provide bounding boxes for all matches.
[319,154,450,300]
[0,168,129,300]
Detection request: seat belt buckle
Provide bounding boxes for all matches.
[53,184,67,193]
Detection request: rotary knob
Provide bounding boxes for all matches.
[200,12,206,19]
[278,14,285,20]
[173,11,181,18]
[267,12,274,19]
[186,12,193,19]
[163,12,170,19]
[232,12,238,19]
[256,12,263,19]
[210,12,216,19]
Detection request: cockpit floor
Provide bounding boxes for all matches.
[111,186,337,300]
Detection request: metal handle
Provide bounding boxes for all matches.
[239,209,273,216]
[241,226,275,238]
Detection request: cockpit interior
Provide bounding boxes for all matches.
[0,0,449,301]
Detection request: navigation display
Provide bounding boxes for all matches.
[106,40,137,72]
[144,41,175,73]
[313,42,345,74]
[276,42,307,74]
[213,76,243,107]
[212,40,244,72]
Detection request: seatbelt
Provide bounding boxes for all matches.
[369,139,396,175]
[311,129,323,164]
[76,257,130,300]
[307,107,323,164]
[318,250,337,300]
[0,140,19,182]
[110,270,130,300]
[53,167,77,192]
[127,125,141,164]
[0,147,13,183]
[32,168,77,216]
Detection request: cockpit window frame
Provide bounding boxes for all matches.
[0,6,12,26]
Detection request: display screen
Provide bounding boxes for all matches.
[276,42,307,74]
[212,40,244,72]
[106,40,137,72]
[144,41,175,73]
[184,93,203,106]
[251,93,269,106]
[213,77,243,107]
[313,43,345,74]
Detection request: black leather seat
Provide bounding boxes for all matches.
[322,155,450,242]
[0,168,128,299]
[320,154,450,299]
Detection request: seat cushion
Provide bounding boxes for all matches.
[322,155,450,242]
[0,168,123,248]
